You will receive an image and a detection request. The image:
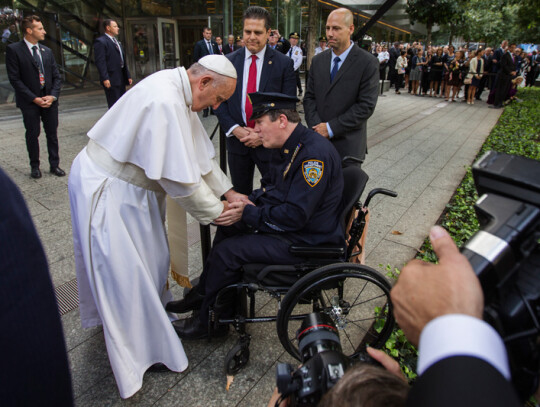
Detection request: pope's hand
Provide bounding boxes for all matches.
[224,189,254,206]
[214,201,246,226]
[390,226,483,346]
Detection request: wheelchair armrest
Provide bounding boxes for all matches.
[289,244,345,259]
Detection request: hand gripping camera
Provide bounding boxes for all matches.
[462,151,540,401]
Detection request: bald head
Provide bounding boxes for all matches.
[326,7,354,55]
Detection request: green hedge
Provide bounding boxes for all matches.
[386,87,540,382]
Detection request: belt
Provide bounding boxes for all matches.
[86,139,164,193]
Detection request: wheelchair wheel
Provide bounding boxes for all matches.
[276,263,394,361]
[224,343,250,375]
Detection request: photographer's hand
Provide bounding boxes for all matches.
[390,226,484,345]
[366,347,407,383]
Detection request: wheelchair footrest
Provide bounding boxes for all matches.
[289,244,345,258]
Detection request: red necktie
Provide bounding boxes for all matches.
[245,54,258,128]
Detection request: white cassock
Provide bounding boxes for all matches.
[68,66,232,398]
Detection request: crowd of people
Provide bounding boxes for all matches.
[373,40,538,107]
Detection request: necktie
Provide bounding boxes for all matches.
[32,45,45,88]
[330,56,341,82]
[112,37,124,67]
[207,41,213,55]
[245,54,258,128]
[288,48,292,57]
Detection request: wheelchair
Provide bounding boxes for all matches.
[197,159,398,375]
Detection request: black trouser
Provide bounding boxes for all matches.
[104,85,126,108]
[395,74,404,92]
[388,67,396,87]
[196,225,300,325]
[295,70,302,94]
[20,101,59,170]
[493,74,512,107]
[476,74,490,99]
[227,148,270,195]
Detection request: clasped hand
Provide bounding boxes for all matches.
[213,189,255,226]
[33,96,54,108]
[233,126,262,148]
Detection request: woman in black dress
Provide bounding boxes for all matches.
[443,45,456,101]
[429,47,444,97]
[447,50,467,102]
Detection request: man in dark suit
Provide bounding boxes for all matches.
[490,40,507,90]
[6,15,64,179]
[388,41,400,86]
[392,226,521,406]
[215,36,224,54]
[215,6,296,195]
[223,34,236,55]
[303,8,379,166]
[0,167,73,405]
[491,43,517,109]
[193,27,220,117]
[94,19,132,109]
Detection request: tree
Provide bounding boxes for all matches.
[405,0,459,45]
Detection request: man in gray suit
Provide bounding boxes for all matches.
[303,8,379,165]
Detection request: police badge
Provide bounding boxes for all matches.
[302,160,324,187]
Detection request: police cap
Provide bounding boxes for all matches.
[289,32,299,39]
[319,36,327,42]
[248,92,299,120]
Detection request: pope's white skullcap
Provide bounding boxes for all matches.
[198,55,237,79]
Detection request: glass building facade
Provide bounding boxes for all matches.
[0,0,410,103]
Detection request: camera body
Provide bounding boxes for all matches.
[462,151,540,400]
[276,312,380,406]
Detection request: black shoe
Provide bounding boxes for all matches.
[210,108,215,115]
[166,287,205,313]
[147,363,170,373]
[31,168,42,179]
[50,167,66,177]
[173,315,228,340]
[298,90,303,96]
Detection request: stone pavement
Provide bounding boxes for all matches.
[0,87,502,406]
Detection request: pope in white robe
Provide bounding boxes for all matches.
[68,55,240,398]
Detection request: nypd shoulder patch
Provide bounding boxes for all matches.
[302,160,324,187]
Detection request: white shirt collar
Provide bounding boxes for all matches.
[331,41,354,62]
[105,33,116,42]
[24,37,39,53]
[177,67,192,107]
[245,46,266,62]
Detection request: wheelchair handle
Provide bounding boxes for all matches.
[363,188,398,208]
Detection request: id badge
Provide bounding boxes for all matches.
[39,72,45,87]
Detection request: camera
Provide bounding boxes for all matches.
[462,151,540,401]
[275,312,377,406]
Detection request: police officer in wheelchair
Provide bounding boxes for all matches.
[168,92,345,339]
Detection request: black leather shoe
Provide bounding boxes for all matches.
[31,168,42,179]
[173,315,227,340]
[50,167,66,177]
[166,287,205,313]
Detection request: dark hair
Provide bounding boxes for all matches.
[400,50,406,56]
[102,19,116,31]
[318,364,409,407]
[243,6,272,30]
[267,109,300,123]
[203,27,211,32]
[21,15,41,34]
[509,43,517,47]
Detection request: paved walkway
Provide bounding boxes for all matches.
[0,87,502,406]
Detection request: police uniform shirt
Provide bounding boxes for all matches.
[315,46,326,55]
[288,45,303,71]
[241,123,344,246]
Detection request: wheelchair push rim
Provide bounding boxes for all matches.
[276,263,394,361]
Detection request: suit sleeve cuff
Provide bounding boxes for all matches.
[326,123,334,139]
[226,124,240,137]
[417,314,511,380]
[241,204,261,229]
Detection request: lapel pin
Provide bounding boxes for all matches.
[269,61,272,64]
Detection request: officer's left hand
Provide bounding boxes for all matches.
[238,130,263,148]
[312,123,329,138]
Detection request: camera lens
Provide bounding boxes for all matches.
[297,312,342,362]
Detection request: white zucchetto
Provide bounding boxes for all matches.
[198,55,237,79]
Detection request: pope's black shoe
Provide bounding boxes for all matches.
[147,363,170,373]
[50,167,66,177]
[173,315,228,340]
[166,287,204,313]
[31,168,42,179]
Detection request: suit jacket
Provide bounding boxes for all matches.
[193,39,220,62]
[223,43,235,55]
[407,356,520,406]
[388,46,400,68]
[0,167,73,406]
[492,47,505,72]
[303,45,379,162]
[215,46,296,156]
[500,51,515,76]
[93,35,131,88]
[5,40,62,109]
